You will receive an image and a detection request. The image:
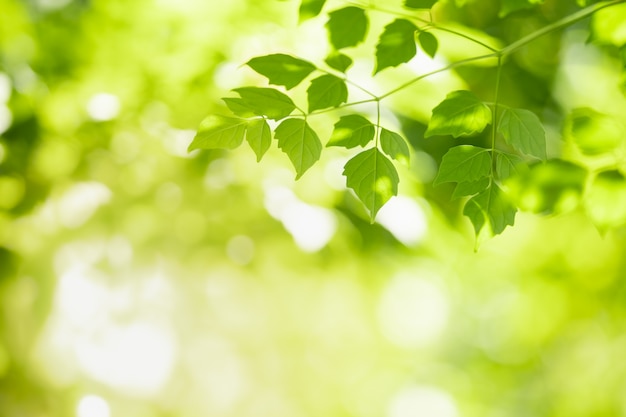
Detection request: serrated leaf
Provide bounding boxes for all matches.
[299,0,326,22]
[374,19,418,74]
[233,87,296,120]
[495,152,526,180]
[246,119,272,162]
[222,97,256,118]
[434,145,492,185]
[404,0,438,8]
[452,178,490,199]
[463,184,516,237]
[325,52,353,73]
[418,31,438,58]
[246,54,316,90]
[307,74,348,112]
[380,128,410,165]
[425,90,492,138]
[499,0,542,17]
[274,118,322,179]
[327,115,375,148]
[498,107,546,159]
[343,148,399,220]
[326,7,368,50]
[189,115,247,151]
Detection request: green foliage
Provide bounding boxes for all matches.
[424,90,492,138]
[374,19,418,74]
[274,118,322,179]
[191,0,626,242]
[343,148,399,220]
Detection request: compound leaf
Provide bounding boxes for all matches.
[498,107,546,160]
[233,87,295,120]
[326,7,368,50]
[245,118,272,162]
[463,184,516,236]
[299,0,326,21]
[418,31,438,58]
[325,52,353,73]
[343,148,399,220]
[404,0,438,8]
[246,54,316,90]
[434,145,492,185]
[327,115,375,148]
[380,128,410,165]
[374,19,418,74]
[274,118,322,179]
[222,97,256,118]
[307,74,348,112]
[188,115,247,151]
[425,90,492,137]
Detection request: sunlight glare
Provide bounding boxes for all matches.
[388,385,458,417]
[376,196,428,246]
[87,93,121,121]
[77,395,110,417]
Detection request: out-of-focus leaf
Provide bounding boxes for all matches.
[564,107,625,155]
[585,170,626,231]
[374,19,418,74]
[418,31,438,58]
[326,7,368,50]
[299,0,326,22]
[325,52,353,73]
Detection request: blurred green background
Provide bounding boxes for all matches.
[2,0,626,416]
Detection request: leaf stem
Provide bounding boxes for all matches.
[491,56,503,181]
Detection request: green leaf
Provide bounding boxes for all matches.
[233,87,296,120]
[326,7,368,50]
[404,0,438,8]
[452,178,490,199]
[245,118,272,162]
[325,52,353,73]
[380,128,410,165]
[299,0,326,22]
[222,97,256,118]
[343,148,399,220]
[418,31,438,58]
[425,90,492,138]
[434,145,492,185]
[499,0,542,17]
[463,184,516,236]
[374,19,418,74]
[307,74,348,112]
[586,170,626,231]
[498,107,546,160]
[246,54,316,90]
[495,152,526,181]
[564,108,625,155]
[188,115,247,151]
[327,115,375,148]
[274,118,322,179]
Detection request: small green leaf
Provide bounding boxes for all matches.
[326,7,368,50]
[189,115,247,151]
[274,118,322,179]
[222,97,256,118]
[564,108,625,155]
[307,74,348,112]
[374,19,418,74]
[325,52,353,73]
[299,0,326,22]
[380,128,410,165]
[463,184,516,236]
[233,87,296,120]
[418,31,438,58]
[495,152,526,181]
[499,0,542,17]
[404,0,438,8]
[434,145,492,185]
[425,90,492,138]
[586,170,626,231]
[327,115,375,148]
[452,178,490,199]
[343,148,399,220]
[246,54,316,90]
[246,118,272,162]
[498,107,546,160]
